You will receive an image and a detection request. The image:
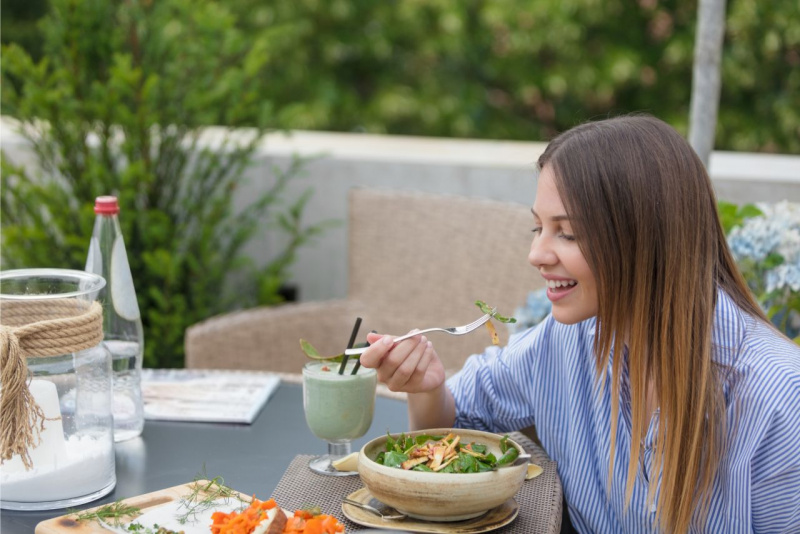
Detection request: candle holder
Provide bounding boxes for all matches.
[0,269,116,511]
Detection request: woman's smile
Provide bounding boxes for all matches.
[542,275,579,301]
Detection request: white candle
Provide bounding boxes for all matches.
[2,380,66,474]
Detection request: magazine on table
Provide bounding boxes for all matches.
[141,368,281,424]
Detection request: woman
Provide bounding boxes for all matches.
[359,115,800,533]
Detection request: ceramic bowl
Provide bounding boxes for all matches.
[357,428,527,522]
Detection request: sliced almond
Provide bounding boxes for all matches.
[443,435,460,457]
[401,456,430,470]
[410,447,429,458]
[460,447,485,459]
[429,446,446,470]
[433,455,458,472]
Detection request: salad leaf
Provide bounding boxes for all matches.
[500,434,510,454]
[475,300,517,323]
[496,447,520,467]
[456,453,478,473]
[386,432,397,451]
[383,451,408,468]
[469,443,488,454]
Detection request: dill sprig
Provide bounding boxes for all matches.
[175,470,251,524]
[125,522,184,533]
[71,500,141,526]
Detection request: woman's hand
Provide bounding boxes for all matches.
[358,331,446,393]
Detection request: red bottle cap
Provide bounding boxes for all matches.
[94,196,120,215]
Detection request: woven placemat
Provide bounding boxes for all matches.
[271,432,562,534]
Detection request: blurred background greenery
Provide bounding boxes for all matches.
[3,0,799,154]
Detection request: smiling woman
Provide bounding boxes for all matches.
[358,114,800,534]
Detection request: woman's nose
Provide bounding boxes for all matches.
[528,235,556,268]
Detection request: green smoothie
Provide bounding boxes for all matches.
[302,361,377,442]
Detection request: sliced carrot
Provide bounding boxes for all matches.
[302,518,323,534]
[209,498,345,534]
[210,498,276,534]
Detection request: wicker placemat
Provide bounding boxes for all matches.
[271,432,562,534]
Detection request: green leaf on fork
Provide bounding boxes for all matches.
[475,300,517,323]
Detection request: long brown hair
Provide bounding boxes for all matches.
[537,115,767,532]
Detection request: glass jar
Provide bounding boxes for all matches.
[0,269,116,511]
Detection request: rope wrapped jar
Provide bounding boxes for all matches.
[0,269,116,511]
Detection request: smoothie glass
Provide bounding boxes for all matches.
[302,360,377,476]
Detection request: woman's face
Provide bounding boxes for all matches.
[529,165,598,324]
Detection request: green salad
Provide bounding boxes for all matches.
[373,432,520,473]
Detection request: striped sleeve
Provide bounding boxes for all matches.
[748,344,800,532]
[446,324,544,434]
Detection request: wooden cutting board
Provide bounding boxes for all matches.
[35,480,248,533]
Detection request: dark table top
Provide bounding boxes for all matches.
[0,381,409,533]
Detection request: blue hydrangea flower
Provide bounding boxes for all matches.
[729,201,800,293]
[726,201,799,342]
[509,288,552,334]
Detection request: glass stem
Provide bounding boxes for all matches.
[327,441,351,458]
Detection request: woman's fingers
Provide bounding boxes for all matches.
[385,336,429,391]
[358,330,443,393]
[365,332,383,345]
[373,334,420,385]
[358,333,395,369]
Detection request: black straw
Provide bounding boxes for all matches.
[338,316,362,374]
[351,330,377,375]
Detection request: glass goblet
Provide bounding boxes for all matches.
[302,360,377,476]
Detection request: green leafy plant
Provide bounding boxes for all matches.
[203,0,800,153]
[1,0,331,368]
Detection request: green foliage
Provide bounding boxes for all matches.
[1,0,331,368]
[0,0,49,61]
[229,0,797,153]
[717,200,763,234]
[4,1,798,152]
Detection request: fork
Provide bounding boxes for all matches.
[343,309,495,356]
[342,498,407,520]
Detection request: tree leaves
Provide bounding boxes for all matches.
[0,0,330,368]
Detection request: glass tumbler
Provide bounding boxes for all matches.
[0,269,116,511]
[302,360,377,476]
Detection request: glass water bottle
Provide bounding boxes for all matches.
[86,195,145,442]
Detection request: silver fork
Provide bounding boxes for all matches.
[342,498,407,520]
[343,309,495,356]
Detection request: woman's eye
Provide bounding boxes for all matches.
[559,232,576,241]
[531,227,542,235]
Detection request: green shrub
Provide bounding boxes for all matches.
[230,0,799,153]
[1,0,330,368]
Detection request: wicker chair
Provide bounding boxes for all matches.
[185,188,545,376]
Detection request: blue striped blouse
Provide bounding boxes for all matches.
[447,290,800,533]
